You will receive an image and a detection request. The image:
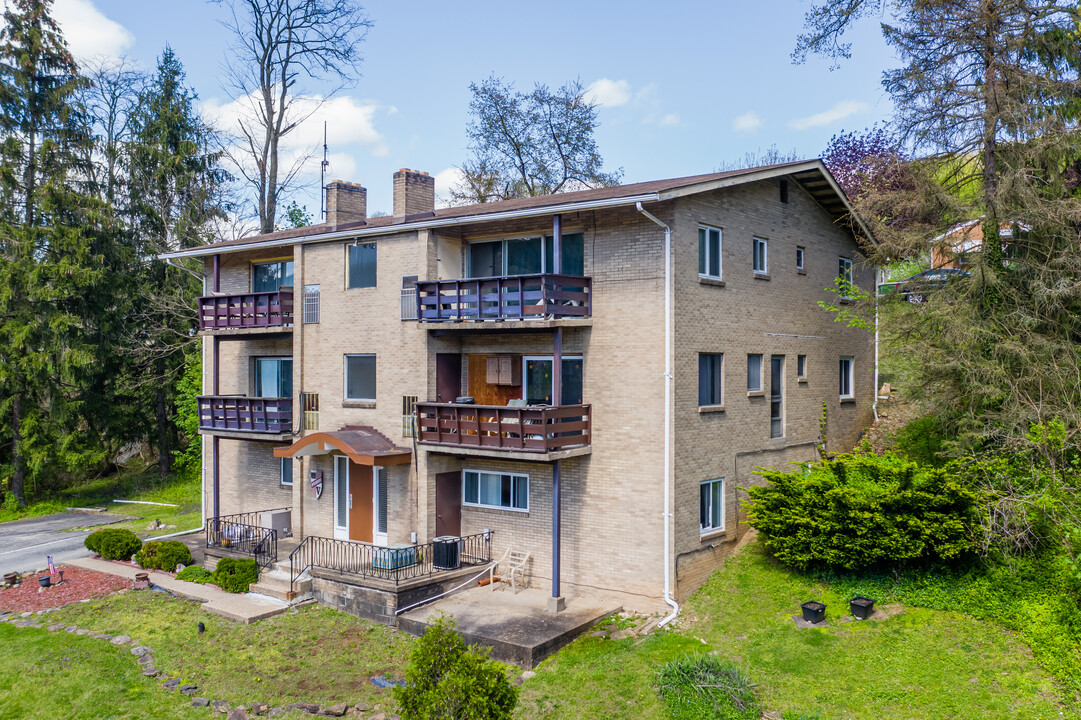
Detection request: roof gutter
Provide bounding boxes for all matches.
[159,192,662,261]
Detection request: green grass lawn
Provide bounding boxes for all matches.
[0,466,201,537]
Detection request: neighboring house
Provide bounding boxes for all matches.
[159,160,875,622]
[930,217,1024,269]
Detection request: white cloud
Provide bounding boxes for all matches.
[659,113,680,127]
[733,112,762,133]
[585,78,632,108]
[433,167,464,209]
[788,100,869,130]
[53,0,133,63]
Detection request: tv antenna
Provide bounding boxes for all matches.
[320,121,330,220]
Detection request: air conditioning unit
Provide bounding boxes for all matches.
[432,536,463,569]
[261,509,292,537]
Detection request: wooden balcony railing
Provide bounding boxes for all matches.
[415,402,591,454]
[198,395,293,434]
[198,289,294,330]
[415,274,591,322]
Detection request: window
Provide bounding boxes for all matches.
[770,356,784,438]
[700,479,724,534]
[345,354,376,401]
[839,357,854,398]
[796,246,805,271]
[303,285,320,323]
[797,355,807,380]
[838,257,853,298]
[467,233,584,278]
[463,470,528,512]
[301,392,319,431]
[747,354,763,392]
[698,225,722,279]
[780,179,789,204]
[280,457,293,487]
[347,242,377,289]
[523,356,583,405]
[753,237,768,274]
[254,357,292,398]
[252,260,293,292]
[698,353,723,406]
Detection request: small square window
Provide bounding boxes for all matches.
[698,353,723,406]
[747,354,763,392]
[347,242,377,289]
[796,246,805,271]
[797,355,807,380]
[700,479,725,534]
[345,354,376,401]
[753,237,768,275]
[698,225,722,280]
[839,356,854,398]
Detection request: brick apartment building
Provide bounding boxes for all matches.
[159,160,875,620]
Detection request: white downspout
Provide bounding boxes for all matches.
[637,202,679,627]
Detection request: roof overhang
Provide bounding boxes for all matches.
[274,427,411,466]
[160,159,873,261]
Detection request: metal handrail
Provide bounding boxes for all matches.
[289,531,493,592]
[205,507,291,568]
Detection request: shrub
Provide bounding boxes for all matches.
[135,541,193,572]
[176,565,213,584]
[746,453,977,571]
[394,615,517,720]
[212,557,260,593]
[656,654,760,720]
[84,528,142,561]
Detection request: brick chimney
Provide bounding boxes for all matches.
[325,180,367,229]
[393,169,435,217]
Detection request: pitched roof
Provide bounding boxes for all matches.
[161,159,871,259]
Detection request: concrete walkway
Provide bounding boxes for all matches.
[68,556,289,624]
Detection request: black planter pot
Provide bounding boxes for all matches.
[849,596,875,620]
[800,601,826,623]
[37,575,51,588]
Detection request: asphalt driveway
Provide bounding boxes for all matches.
[0,513,130,576]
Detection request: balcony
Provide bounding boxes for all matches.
[415,274,591,327]
[198,289,294,332]
[415,402,591,460]
[198,395,293,437]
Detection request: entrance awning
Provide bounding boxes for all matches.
[273,425,412,466]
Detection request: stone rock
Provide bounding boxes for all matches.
[193,697,211,707]
[20,611,32,618]
[320,703,348,717]
[128,638,140,646]
[98,634,114,641]
[521,670,536,680]
[13,620,31,628]
[249,702,269,715]
[48,623,64,632]
[512,676,524,687]
[142,667,160,677]
[267,710,285,719]
[110,634,131,645]
[286,703,320,714]
[388,715,400,720]
[180,684,199,696]
[353,704,370,713]
[131,645,152,656]
[368,714,386,720]
[137,654,154,665]
[161,677,181,690]
[212,700,231,714]
[226,709,249,720]
[75,628,90,635]
[65,625,79,633]
[589,630,606,638]
[147,520,161,530]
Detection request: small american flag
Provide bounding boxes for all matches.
[47,556,56,575]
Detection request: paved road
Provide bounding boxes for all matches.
[0,513,130,575]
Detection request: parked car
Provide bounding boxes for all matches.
[878,268,970,303]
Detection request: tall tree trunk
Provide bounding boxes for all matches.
[11,393,25,505]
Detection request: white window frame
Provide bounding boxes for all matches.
[839,257,854,298]
[333,456,349,539]
[373,466,388,546]
[753,237,768,275]
[700,478,725,534]
[344,354,377,402]
[796,246,805,271]
[303,284,320,324]
[840,356,854,399]
[747,354,763,392]
[462,469,529,513]
[698,224,723,280]
[770,355,785,439]
[279,457,293,487]
[521,355,584,405]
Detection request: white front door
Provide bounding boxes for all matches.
[333,456,349,540]
[373,466,388,546]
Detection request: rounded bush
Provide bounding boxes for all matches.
[85,528,142,561]
[176,565,213,584]
[135,540,193,572]
[212,557,260,593]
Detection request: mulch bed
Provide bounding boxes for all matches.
[0,566,130,614]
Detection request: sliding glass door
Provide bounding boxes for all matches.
[254,357,293,398]
[523,357,583,405]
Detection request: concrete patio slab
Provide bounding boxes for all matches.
[398,586,621,668]
[67,556,288,624]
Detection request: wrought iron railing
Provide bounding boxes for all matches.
[289,531,493,592]
[414,402,591,453]
[198,395,293,434]
[198,289,294,330]
[415,273,591,322]
[206,507,291,568]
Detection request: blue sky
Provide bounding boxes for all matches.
[46,0,899,220]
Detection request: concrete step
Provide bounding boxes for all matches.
[249,569,310,603]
